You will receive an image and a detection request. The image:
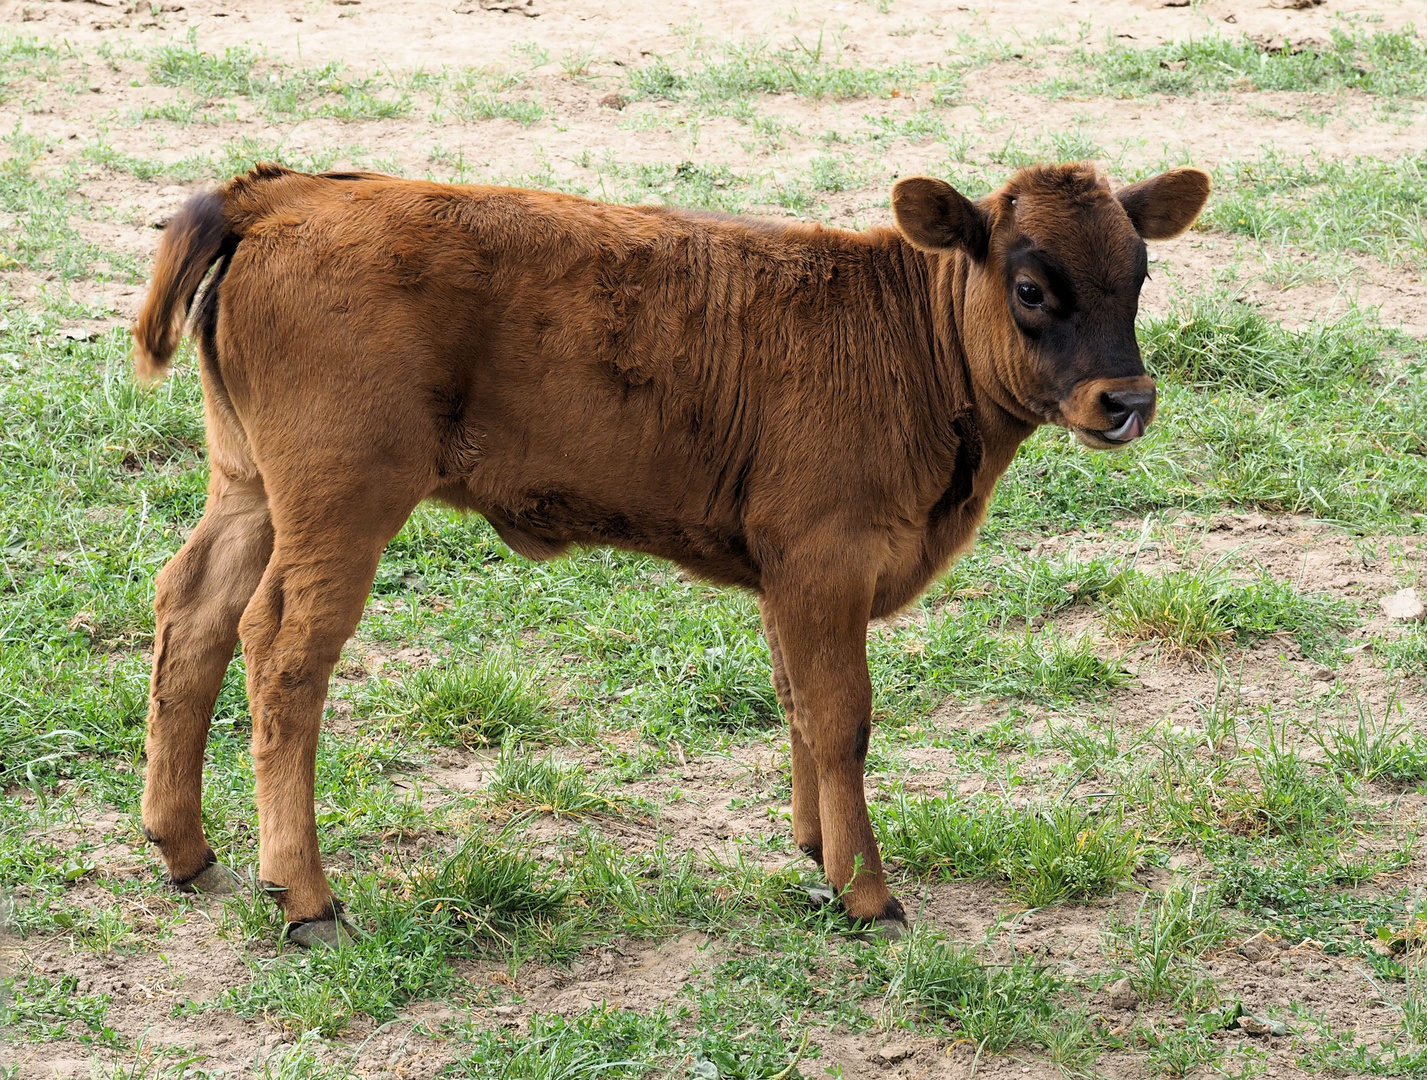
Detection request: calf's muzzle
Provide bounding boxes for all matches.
[1061,375,1157,447]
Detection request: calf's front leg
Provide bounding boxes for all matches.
[759,601,822,864]
[762,574,905,935]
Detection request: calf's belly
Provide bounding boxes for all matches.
[427,479,762,590]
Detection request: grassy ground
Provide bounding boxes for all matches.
[1,3,1426,1078]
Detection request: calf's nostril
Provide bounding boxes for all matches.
[1101,390,1155,423]
[1100,391,1128,423]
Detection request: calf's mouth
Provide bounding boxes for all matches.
[1059,375,1157,451]
[1100,410,1145,443]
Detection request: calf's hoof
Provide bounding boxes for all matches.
[868,915,908,941]
[803,883,836,907]
[803,884,909,940]
[286,913,365,950]
[174,860,243,896]
[852,896,909,941]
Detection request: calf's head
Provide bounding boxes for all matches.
[893,163,1210,449]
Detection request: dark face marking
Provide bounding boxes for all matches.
[1005,239,1081,335]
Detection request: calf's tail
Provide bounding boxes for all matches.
[132,190,233,383]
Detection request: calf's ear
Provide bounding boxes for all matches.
[892,176,989,261]
[1115,168,1212,240]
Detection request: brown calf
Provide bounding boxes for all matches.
[134,162,1209,946]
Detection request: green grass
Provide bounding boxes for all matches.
[1212,839,1416,976]
[1208,152,1427,267]
[448,1008,671,1079]
[149,41,412,121]
[626,36,924,107]
[1137,293,1396,395]
[0,973,121,1046]
[405,825,570,937]
[604,158,748,213]
[1309,694,1427,786]
[221,918,459,1038]
[1380,628,1427,679]
[1104,562,1348,661]
[455,91,546,124]
[357,656,552,747]
[1307,1035,1427,1077]
[1116,714,1373,847]
[1041,28,1427,100]
[487,743,629,818]
[866,597,1127,721]
[0,34,70,103]
[872,927,1087,1057]
[875,793,1142,905]
[1105,883,1239,1006]
[0,136,140,281]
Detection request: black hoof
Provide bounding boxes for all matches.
[803,886,909,939]
[174,860,244,895]
[799,843,824,868]
[803,883,836,907]
[286,912,364,950]
[869,916,907,941]
[851,896,909,940]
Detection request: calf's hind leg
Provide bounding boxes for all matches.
[142,473,273,893]
[239,469,422,947]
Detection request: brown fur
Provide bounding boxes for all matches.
[134,161,1208,931]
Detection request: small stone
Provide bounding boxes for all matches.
[1237,1013,1289,1037]
[1380,588,1425,623]
[454,0,540,14]
[1238,935,1276,962]
[873,1042,915,1064]
[1106,976,1137,1009]
[1312,667,1334,682]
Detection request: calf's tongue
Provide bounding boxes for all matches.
[1103,411,1144,443]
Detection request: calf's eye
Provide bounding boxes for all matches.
[1016,280,1044,307]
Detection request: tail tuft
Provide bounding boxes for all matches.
[133,190,231,383]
